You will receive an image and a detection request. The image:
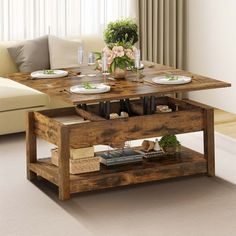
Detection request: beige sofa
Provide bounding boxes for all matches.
[0,35,105,135]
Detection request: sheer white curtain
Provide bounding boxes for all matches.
[0,0,137,41]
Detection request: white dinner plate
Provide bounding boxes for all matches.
[31,70,68,79]
[152,75,192,85]
[70,83,110,94]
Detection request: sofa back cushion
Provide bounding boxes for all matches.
[7,35,50,72]
[0,42,18,76]
[0,35,105,75]
[49,35,105,69]
[48,35,82,69]
[81,35,105,53]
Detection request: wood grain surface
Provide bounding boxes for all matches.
[28,146,207,194]
[7,62,231,105]
[32,98,205,148]
[19,61,231,200]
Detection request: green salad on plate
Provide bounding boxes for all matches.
[83,82,97,89]
[43,70,56,75]
[166,75,179,81]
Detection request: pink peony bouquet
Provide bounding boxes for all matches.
[96,43,137,73]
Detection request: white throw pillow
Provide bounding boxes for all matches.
[48,35,82,69]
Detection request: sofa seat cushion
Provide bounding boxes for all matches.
[0,78,48,112]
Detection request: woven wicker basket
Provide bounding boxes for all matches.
[51,148,100,174]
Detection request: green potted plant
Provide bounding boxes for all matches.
[104,18,138,45]
[95,18,139,79]
[159,135,181,155]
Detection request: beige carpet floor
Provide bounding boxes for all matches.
[1,133,236,236]
[215,109,236,139]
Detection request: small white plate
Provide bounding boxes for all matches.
[137,63,144,70]
[76,74,97,78]
[77,74,86,78]
[31,70,68,79]
[127,63,144,71]
[152,75,192,85]
[70,84,110,94]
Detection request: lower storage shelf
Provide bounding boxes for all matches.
[29,146,207,194]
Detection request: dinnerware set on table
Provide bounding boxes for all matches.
[30,48,192,95]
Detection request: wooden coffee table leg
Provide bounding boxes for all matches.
[26,111,37,181]
[204,108,215,176]
[58,126,70,200]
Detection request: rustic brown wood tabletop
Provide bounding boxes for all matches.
[7,62,231,105]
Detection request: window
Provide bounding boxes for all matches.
[0,0,137,41]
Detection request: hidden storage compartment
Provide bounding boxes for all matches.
[35,96,200,124]
[84,96,202,118]
[34,96,204,149]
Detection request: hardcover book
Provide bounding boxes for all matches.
[100,148,144,166]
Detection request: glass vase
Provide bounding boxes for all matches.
[113,67,127,79]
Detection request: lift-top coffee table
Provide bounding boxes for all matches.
[8,63,231,200]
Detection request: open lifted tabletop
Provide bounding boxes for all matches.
[7,62,231,105]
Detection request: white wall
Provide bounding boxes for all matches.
[187,0,236,114]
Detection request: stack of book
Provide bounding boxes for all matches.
[138,149,164,159]
[51,146,100,174]
[99,148,144,166]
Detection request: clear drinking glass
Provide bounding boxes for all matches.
[77,45,84,66]
[135,49,141,69]
[102,52,110,83]
[134,49,142,82]
[88,52,96,65]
